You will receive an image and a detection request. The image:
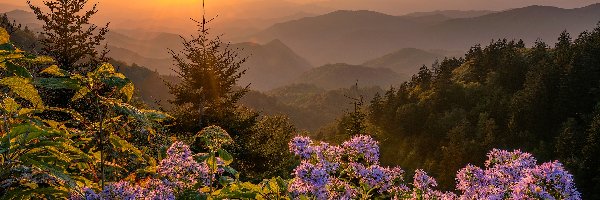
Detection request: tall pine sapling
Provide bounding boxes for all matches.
[28,0,109,73]
[167,6,248,127]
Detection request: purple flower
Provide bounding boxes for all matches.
[342,135,380,164]
[456,149,581,200]
[413,169,437,191]
[289,136,314,159]
[158,141,210,188]
[327,178,357,200]
[143,178,176,200]
[511,161,581,200]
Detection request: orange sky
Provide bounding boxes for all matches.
[2,0,599,36]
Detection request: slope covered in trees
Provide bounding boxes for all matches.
[367,26,600,198]
[294,63,406,90]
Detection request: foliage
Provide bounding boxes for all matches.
[166,13,298,182]
[0,28,171,198]
[367,24,600,198]
[27,0,109,72]
[242,115,298,181]
[0,28,91,199]
[167,16,247,121]
[70,128,286,200]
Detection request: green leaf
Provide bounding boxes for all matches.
[275,177,287,191]
[41,65,69,77]
[219,176,234,187]
[120,82,135,102]
[109,134,144,158]
[221,165,238,176]
[0,28,8,44]
[0,76,44,109]
[218,148,234,166]
[34,77,81,90]
[6,61,32,78]
[206,155,218,171]
[71,87,90,101]
[1,97,20,113]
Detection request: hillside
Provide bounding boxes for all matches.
[294,63,406,90]
[251,4,600,66]
[107,46,173,74]
[231,39,312,91]
[362,48,445,75]
[403,10,495,18]
[239,84,384,131]
[3,9,42,30]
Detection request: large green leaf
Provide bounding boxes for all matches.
[6,61,32,78]
[40,65,69,77]
[1,97,20,113]
[218,148,234,166]
[0,28,8,44]
[0,76,44,109]
[34,77,81,90]
[109,134,144,158]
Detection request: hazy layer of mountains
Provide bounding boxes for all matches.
[250,3,600,66]
[233,40,313,91]
[4,3,600,94]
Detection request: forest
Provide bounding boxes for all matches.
[1,0,599,199]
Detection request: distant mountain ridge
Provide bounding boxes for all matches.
[403,10,495,18]
[251,3,600,66]
[362,48,445,76]
[232,39,313,91]
[295,63,406,90]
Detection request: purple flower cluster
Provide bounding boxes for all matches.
[511,161,580,199]
[70,179,175,200]
[349,163,404,193]
[342,135,380,164]
[289,136,314,159]
[412,169,457,199]
[158,141,210,188]
[456,149,581,200]
[288,135,405,199]
[70,142,210,200]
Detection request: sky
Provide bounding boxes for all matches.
[1,0,599,35]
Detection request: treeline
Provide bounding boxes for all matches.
[368,26,600,198]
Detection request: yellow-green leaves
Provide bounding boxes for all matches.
[121,82,134,102]
[41,65,69,77]
[1,97,20,113]
[218,149,234,166]
[5,61,31,78]
[199,125,234,153]
[0,28,9,44]
[0,77,44,109]
[71,87,90,101]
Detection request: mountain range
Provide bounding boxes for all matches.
[4,4,600,92]
[249,4,600,66]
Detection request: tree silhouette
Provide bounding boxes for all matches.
[168,1,248,129]
[28,0,109,73]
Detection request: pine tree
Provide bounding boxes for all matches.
[168,3,249,131]
[27,0,109,72]
[0,14,21,35]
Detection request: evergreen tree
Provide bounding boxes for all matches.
[0,14,21,35]
[27,0,109,72]
[168,14,248,130]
